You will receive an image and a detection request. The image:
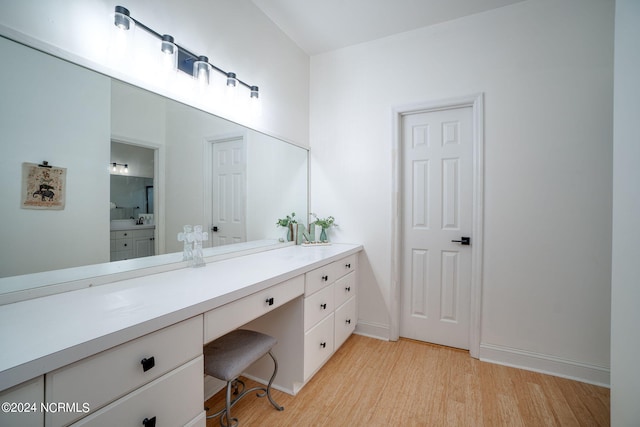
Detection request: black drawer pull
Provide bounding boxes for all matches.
[124,243,128,247]
[321,275,329,281]
[320,342,326,348]
[346,319,351,324]
[143,417,156,427]
[320,303,327,310]
[345,286,351,292]
[266,297,274,306]
[345,263,351,268]
[141,356,155,372]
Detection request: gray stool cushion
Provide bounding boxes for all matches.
[204,329,277,381]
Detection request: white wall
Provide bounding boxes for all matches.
[163,100,308,253]
[611,0,640,424]
[0,37,111,277]
[246,131,309,241]
[310,0,613,384]
[0,0,310,147]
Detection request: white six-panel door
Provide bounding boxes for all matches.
[211,138,247,246]
[400,106,473,350]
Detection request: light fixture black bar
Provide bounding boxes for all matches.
[114,5,258,97]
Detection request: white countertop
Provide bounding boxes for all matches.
[0,243,362,391]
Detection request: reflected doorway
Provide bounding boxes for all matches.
[210,136,247,246]
[110,141,158,261]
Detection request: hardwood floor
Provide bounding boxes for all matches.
[204,334,609,426]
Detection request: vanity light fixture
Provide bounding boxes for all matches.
[114,6,132,31]
[113,6,259,99]
[160,34,176,55]
[226,72,237,88]
[193,55,211,84]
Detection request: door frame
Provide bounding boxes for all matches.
[390,93,484,358]
[111,135,164,255]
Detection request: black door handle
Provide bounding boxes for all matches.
[451,237,470,245]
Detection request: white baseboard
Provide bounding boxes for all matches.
[354,320,390,341]
[479,343,610,387]
[204,375,225,401]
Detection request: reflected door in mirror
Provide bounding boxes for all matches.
[211,138,247,246]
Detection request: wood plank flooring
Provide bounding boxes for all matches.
[204,334,609,426]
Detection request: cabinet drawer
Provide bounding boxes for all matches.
[204,275,304,344]
[335,296,357,350]
[334,271,356,308]
[46,316,203,427]
[334,254,357,281]
[0,376,44,427]
[113,239,132,250]
[70,356,204,427]
[305,254,358,296]
[114,230,133,239]
[112,250,132,261]
[304,313,334,381]
[305,263,334,296]
[304,283,334,331]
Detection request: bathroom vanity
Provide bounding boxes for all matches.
[110,220,156,262]
[0,243,362,427]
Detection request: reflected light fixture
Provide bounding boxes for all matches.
[113,6,259,99]
[111,162,128,173]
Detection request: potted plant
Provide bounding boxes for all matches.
[276,212,297,241]
[310,213,337,242]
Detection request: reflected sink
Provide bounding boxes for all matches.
[110,219,136,230]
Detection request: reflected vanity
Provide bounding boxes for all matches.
[0,35,308,303]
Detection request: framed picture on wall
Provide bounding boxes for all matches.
[21,162,66,210]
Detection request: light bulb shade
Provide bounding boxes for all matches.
[193,56,210,84]
[226,72,237,87]
[114,6,133,30]
[161,34,175,55]
[250,86,259,99]
[123,164,129,173]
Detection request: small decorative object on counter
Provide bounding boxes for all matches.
[178,225,209,267]
[276,212,297,242]
[310,213,338,243]
[296,223,312,245]
[192,225,208,267]
[178,225,194,262]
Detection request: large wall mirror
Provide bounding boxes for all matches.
[0,35,308,299]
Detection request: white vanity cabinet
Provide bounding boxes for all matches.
[110,228,155,261]
[0,243,362,426]
[45,316,204,427]
[0,376,44,427]
[303,253,357,380]
[241,252,359,394]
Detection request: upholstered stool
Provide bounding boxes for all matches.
[204,329,284,426]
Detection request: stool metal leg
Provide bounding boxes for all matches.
[223,380,239,427]
[206,350,284,425]
[256,351,284,411]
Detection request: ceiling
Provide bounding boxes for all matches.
[252,0,525,55]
